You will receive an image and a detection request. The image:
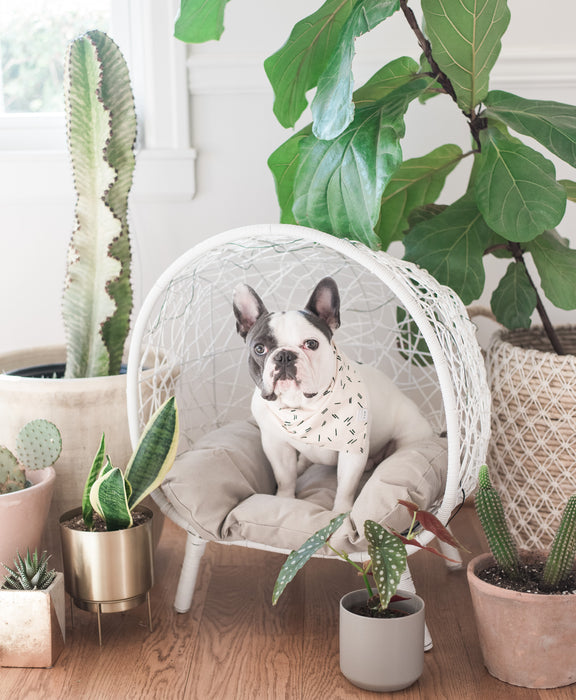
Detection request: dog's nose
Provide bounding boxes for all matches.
[275,349,296,366]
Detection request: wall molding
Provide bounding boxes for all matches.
[187,49,576,96]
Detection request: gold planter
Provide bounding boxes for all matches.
[59,506,154,642]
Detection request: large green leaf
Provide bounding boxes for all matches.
[90,467,132,531]
[421,0,510,113]
[560,179,576,202]
[292,77,433,247]
[352,56,421,106]
[474,128,567,241]
[376,144,464,248]
[365,520,406,611]
[311,0,400,139]
[125,397,179,509]
[268,127,312,225]
[490,261,536,329]
[174,0,231,42]
[264,0,356,129]
[403,193,489,304]
[272,512,348,605]
[484,91,576,167]
[526,230,576,310]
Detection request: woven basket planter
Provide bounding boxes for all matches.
[486,326,576,550]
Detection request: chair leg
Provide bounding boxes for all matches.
[400,565,433,652]
[174,532,207,613]
[438,524,464,571]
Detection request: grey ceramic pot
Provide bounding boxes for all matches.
[339,588,425,692]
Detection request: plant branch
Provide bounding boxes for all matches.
[509,242,565,354]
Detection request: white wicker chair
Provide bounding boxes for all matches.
[126,224,491,646]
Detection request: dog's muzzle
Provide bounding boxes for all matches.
[272,349,298,381]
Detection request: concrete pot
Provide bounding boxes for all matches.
[0,572,65,668]
[0,467,56,568]
[0,346,164,567]
[339,588,425,692]
[467,553,576,688]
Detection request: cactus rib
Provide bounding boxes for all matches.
[542,495,576,589]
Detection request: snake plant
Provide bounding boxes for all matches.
[272,501,466,612]
[476,465,576,590]
[62,29,137,378]
[82,397,179,531]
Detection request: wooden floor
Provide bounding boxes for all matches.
[2,504,575,700]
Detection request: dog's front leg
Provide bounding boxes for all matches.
[262,436,300,499]
[333,453,367,513]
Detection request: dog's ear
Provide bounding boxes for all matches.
[233,284,268,340]
[305,277,340,331]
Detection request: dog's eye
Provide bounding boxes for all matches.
[253,344,267,356]
[304,339,319,351]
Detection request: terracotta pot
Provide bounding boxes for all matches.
[0,345,164,567]
[0,572,65,668]
[339,588,425,692]
[59,506,154,614]
[0,467,55,567]
[467,553,576,688]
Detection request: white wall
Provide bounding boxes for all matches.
[1,0,575,355]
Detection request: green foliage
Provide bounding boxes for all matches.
[272,501,465,612]
[1,550,56,591]
[175,1,576,342]
[475,466,576,591]
[0,420,62,495]
[82,398,179,531]
[62,30,137,378]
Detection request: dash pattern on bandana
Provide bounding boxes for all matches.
[272,344,369,454]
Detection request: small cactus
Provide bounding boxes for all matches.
[1,550,56,591]
[475,464,520,581]
[0,420,62,495]
[542,495,576,590]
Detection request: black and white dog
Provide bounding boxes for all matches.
[233,277,433,512]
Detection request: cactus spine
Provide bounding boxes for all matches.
[475,465,520,581]
[542,495,576,589]
[1,550,56,591]
[0,420,62,495]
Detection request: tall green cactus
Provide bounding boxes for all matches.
[62,30,137,378]
[475,464,521,581]
[542,495,576,590]
[0,420,62,495]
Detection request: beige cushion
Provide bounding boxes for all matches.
[163,419,447,553]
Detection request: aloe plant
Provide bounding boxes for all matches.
[272,500,466,612]
[1,550,56,591]
[82,397,179,531]
[476,465,576,590]
[0,420,62,495]
[175,1,576,354]
[62,29,137,378]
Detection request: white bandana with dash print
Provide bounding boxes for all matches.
[270,344,369,455]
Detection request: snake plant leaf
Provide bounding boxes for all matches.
[403,193,489,304]
[264,0,356,129]
[174,0,231,42]
[484,91,576,167]
[560,179,576,202]
[526,230,576,310]
[311,0,401,140]
[124,397,179,509]
[365,519,406,611]
[474,128,567,241]
[421,0,510,113]
[272,512,348,605]
[490,261,537,330]
[90,466,132,531]
[82,433,107,529]
[293,77,433,247]
[375,144,464,248]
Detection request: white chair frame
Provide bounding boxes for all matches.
[126,224,491,647]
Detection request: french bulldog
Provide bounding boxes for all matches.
[233,277,434,513]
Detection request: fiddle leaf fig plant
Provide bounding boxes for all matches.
[175,0,576,354]
[272,500,467,613]
[63,29,137,378]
